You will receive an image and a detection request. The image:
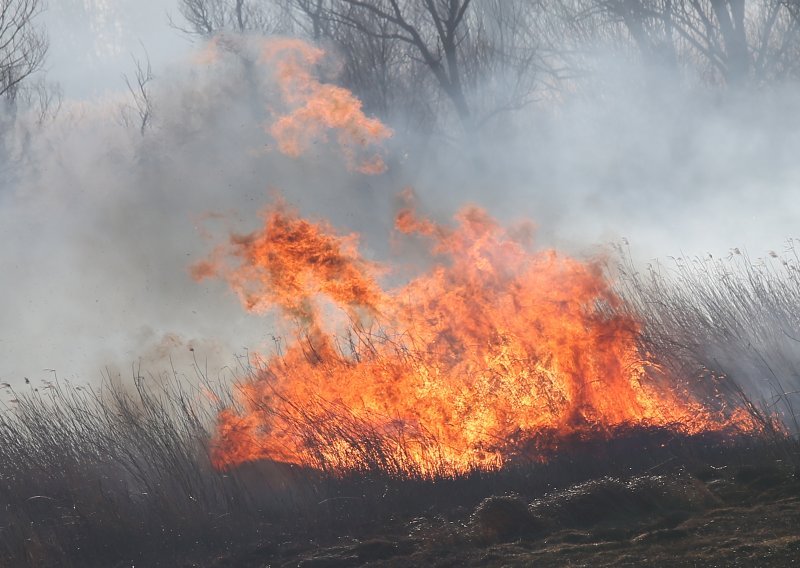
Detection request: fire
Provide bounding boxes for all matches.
[190,38,754,477]
[260,39,392,175]
[192,196,754,477]
[190,198,384,323]
[191,36,391,174]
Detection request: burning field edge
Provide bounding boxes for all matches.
[2,240,800,567]
[0,368,798,567]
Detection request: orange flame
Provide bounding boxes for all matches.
[260,39,392,175]
[192,197,755,477]
[191,199,384,324]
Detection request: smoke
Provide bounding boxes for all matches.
[0,38,392,385]
[404,69,800,259]
[1,28,799,392]
[41,0,193,100]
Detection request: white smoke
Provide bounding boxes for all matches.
[1,24,800,394]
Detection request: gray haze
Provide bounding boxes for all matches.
[1,6,800,388]
[42,0,192,99]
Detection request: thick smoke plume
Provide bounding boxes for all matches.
[1,31,799,400]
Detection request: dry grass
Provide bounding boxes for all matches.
[612,241,800,462]
[1,245,799,565]
[614,242,800,424]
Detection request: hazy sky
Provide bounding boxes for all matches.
[42,0,193,98]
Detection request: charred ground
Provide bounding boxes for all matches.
[0,368,798,568]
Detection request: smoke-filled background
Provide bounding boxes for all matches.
[2,0,800,388]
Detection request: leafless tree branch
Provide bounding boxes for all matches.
[0,0,48,103]
[122,47,154,136]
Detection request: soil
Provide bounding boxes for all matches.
[206,463,800,567]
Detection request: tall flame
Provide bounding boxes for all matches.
[191,39,753,477]
[192,196,754,476]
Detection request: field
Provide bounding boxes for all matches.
[2,250,799,567]
[5,2,800,567]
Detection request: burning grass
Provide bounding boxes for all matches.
[5,32,800,568]
[191,198,760,477]
[1,243,800,566]
[615,241,800,434]
[0,371,792,567]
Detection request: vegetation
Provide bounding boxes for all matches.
[0,0,47,103]
[1,246,799,566]
[1,2,799,566]
[614,241,800,442]
[175,0,800,132]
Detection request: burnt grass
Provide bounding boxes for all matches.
[204,433,800,568]
[203,433,800,568]
[1,382,798,568]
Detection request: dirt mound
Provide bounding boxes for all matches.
[470,494,544,542]
[530,474,718,529]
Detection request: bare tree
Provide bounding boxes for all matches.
[0,0,48,103]
[574,0,800,85]
[173,0,293,35]
[172,0,545,130]
[322,0,476,123]
[290,0,432,124]
[122,49,154,136]
[297,0,546,129]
